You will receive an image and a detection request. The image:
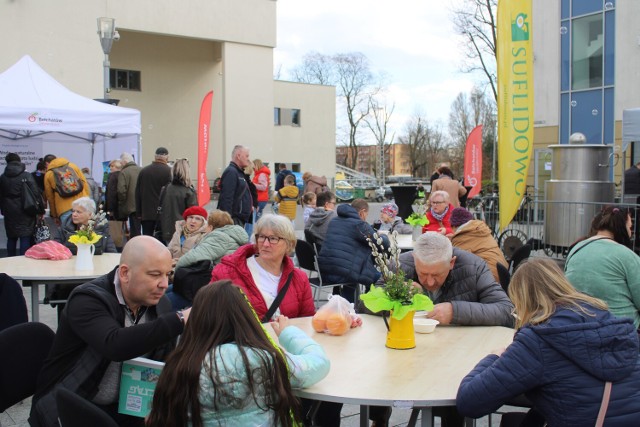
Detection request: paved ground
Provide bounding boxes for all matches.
[1,201,515,427]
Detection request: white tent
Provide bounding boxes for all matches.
[0,55,141,181]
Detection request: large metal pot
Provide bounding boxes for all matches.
[548,144,612,181]
[544,180,615,248]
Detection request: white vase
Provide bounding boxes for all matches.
[412,226,422,241]
[75,243,95,270]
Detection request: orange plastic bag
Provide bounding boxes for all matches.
[311,295,361,336]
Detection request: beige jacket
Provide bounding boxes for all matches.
[451,220,507,282]
[432,176,467,208]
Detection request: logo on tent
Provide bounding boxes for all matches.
[26,112,62,125]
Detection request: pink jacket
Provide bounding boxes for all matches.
[210,244,316,320]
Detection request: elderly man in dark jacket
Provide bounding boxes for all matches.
[399,231,514,327]
[318,199,389,303]
[218,145,252,226]
[135,147,171,237]
[29,236,190,427]
[0,152,41,255]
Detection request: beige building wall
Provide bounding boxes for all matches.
[273,81,336,180]
[0,0,292,177]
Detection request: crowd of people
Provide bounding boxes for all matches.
[3,151,640,427]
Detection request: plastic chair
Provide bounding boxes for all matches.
[56,387,119,427]
[496,263,511,293]
[509,244,532,274]
[295,239,342,304]
[0,322,55,412]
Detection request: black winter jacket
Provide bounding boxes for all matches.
[218,162,252,223]
[159,182,197,242]
[30,268,182,427]
[0,161,41,238]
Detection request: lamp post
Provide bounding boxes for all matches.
[97,17,119,100]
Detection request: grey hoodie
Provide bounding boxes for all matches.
[306,208,337,245]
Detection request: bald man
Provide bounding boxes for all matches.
[30,236,191,427]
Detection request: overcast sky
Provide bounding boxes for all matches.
[274,0,480,142]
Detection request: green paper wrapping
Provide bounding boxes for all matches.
[360,286,433,320]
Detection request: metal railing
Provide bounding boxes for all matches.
[467,194,640,260]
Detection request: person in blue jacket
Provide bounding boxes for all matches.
[457,258,640,426]
[147,279,330,427]
[318,199,389,303]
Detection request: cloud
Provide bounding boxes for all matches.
[275,0,479,138]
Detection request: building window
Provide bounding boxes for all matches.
[109,69,141,91]
[291,109,301,126]
[274,108,281,126]
[571,14,603,90]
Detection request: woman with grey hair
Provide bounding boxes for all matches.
[158,158,197,243]
[210,214,315,321]
[54,196,116,254]
[423,190,454,236]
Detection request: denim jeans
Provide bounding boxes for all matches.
[7,236,32,256]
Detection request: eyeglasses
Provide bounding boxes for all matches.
[256,234,284,245]
[431,201,446,205]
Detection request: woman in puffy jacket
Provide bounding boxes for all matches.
[147,279,330,427]
[457,258,640,426]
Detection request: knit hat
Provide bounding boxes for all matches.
[450,208,474,228]
[182,206,208,221]
[381,202,399,217]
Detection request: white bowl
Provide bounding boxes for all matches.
[414,318,439,334]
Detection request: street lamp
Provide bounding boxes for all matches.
[97,17,119,100]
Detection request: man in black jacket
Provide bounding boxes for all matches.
[218,145,252,226]
[30,236,190,427]
[135,147,171,237]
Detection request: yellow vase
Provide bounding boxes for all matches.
[385,310,415,349]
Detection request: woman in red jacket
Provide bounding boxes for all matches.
[422,190,454,237]
[252,159,271,220]
[210,214,315,321]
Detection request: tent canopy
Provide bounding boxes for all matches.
[0,55,141,180]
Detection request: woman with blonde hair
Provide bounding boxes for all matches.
[158,158,197,243]
[457,258,640,426]
[252,159,271,220]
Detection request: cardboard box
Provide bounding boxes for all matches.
[118,357,164,417]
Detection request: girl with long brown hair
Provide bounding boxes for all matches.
[146,280,329,427]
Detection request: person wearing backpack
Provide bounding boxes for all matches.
[0,153,42,256]
[43,155,89,224]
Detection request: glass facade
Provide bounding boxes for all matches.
[560,0,615,145]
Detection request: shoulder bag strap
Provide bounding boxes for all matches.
[565,237,612,270]
[261,271,294,323]
[595,381,612,427]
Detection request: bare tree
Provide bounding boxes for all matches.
[365,98,395,183]
[290,51,334,85]
[398,114,447,178]
[288,51,380,170]
[448,87,496,181]
[451,0,498,103]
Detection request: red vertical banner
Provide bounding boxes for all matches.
[197,91,213,207]
[463,125,483,199]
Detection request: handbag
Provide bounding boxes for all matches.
[34,218,51,243]
[153,185,167,241]
[21,178,45,216]
[172,260,214,303]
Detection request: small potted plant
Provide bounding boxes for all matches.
[360,231,433,349]
[406,199,429,240]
